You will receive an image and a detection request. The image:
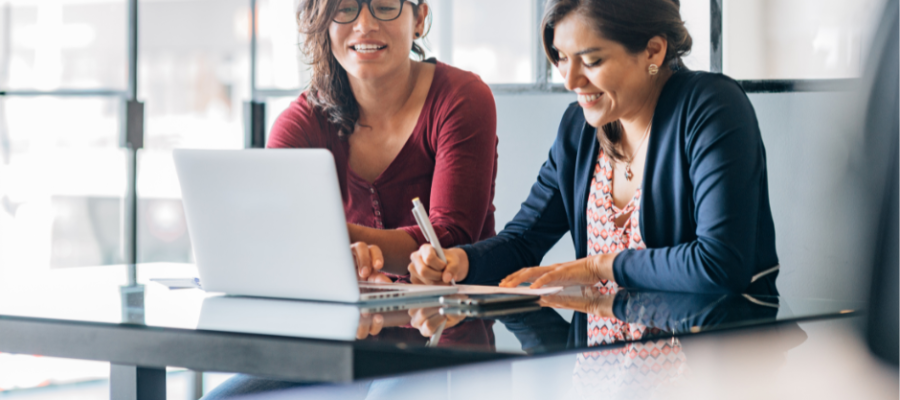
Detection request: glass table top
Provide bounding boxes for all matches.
[0,263,862,356]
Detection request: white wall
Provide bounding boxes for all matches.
[492,89,869,302]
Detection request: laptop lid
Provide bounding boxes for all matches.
[173,149,360,303]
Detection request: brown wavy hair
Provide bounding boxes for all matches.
[541,0,693,163]
[297,0,428,138]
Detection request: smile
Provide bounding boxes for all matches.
[577,93,602,103]
[352,44,387,53]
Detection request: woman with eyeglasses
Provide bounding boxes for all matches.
[268,0,498,283]
[408,0,780,297]
[202,0,496,397]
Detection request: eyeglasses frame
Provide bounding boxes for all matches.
[332,0,421,25]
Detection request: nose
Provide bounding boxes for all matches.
[563,62,586,92]
[353,3,379,34]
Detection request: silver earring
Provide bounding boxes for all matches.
[648,64,659,75]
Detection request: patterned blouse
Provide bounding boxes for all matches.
[575,150,688,397]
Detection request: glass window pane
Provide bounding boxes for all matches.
[436,0,534,83]
[266,95,298,137]
[257,0,308,90]
[0,96,124,270]
[0,0,127,91]
[137,0,250,263]
[551,0,710,84]
[724,0,883,80]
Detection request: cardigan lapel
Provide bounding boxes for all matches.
[573,120,601,260]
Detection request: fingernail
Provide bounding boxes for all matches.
[361,266,370,276]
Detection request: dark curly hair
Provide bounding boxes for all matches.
[297,0,428,138]
[541,0,693,162]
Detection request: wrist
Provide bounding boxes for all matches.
[589,253,616,282]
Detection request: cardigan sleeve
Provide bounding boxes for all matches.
[613,75,771,294]
[266,93,327,149]
[458,106,578,285]
[398,78,498,247]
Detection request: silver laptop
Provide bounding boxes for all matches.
[173,149,457,303]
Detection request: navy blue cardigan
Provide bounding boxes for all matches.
[460,70,779,295]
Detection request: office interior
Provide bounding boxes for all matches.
[0,0,897,399]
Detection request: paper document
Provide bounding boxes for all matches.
[454,284,562,296]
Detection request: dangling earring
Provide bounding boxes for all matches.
[648,64,659,76]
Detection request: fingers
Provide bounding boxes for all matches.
[351,243,384,280]
[369,314,383,337]
[351,242,372,279]
[530,269,565,288]
[357,314,385,339]
[409,264,426,285]
[409,246,444,285]
[367,272,392,284]
[442,248,468,284]
[369,245,384,272]
[499,266,553,288]
[419,244,446,269]
[357,314,372,340]
[410,308,446,337]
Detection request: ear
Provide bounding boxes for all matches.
[645,36,668,66]
[415,3,429,36]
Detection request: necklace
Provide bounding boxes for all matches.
[623,120,652,181]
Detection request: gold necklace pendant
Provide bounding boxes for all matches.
[624,163,634,181]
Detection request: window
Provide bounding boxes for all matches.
[137,0,250,263]
[723,0,883,80]
[0,1,127,91]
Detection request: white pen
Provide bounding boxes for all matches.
[411,198,455,285]
[426,319,447,347]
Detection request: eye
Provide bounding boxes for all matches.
[584,58,602,67]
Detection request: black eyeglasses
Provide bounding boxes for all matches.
[333,0,419,24]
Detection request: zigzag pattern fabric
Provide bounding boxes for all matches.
[572,150,689,398]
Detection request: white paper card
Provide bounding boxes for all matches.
[454,284,563,296]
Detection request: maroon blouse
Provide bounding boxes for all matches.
[267,62,498,247]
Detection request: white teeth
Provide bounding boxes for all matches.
[578,93,602,103]
[353,44,386,53]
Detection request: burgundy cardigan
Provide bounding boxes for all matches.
[267,61,498,247]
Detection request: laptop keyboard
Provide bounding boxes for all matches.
[359,286,404,294]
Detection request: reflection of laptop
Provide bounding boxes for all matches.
[197,295,442,341]
[173,149,457,303]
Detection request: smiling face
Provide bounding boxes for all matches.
[553,13,665,127]
[329,0,427,81]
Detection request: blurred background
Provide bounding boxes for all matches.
[0,0,887,398]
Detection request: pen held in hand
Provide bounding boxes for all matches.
[411,198,455,285]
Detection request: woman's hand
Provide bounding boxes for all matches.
[350,242,392,283]
[408,245,469,285]
[499,254,617,288]
[539,286,616,318]
[409,307,466,338]
[356,313,384,340]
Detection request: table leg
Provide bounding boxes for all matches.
[110,364,166,400]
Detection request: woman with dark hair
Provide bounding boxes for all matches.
[408,0,780,297]
[270,0,498,282]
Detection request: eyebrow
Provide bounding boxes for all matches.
[574,47,602,56]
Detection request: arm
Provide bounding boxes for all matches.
[398,79,499,249]
[349,79,499,275]
[614,77,770,293]
[410,105,580,285]
[348,225,417,275]
[457,106,583,285]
